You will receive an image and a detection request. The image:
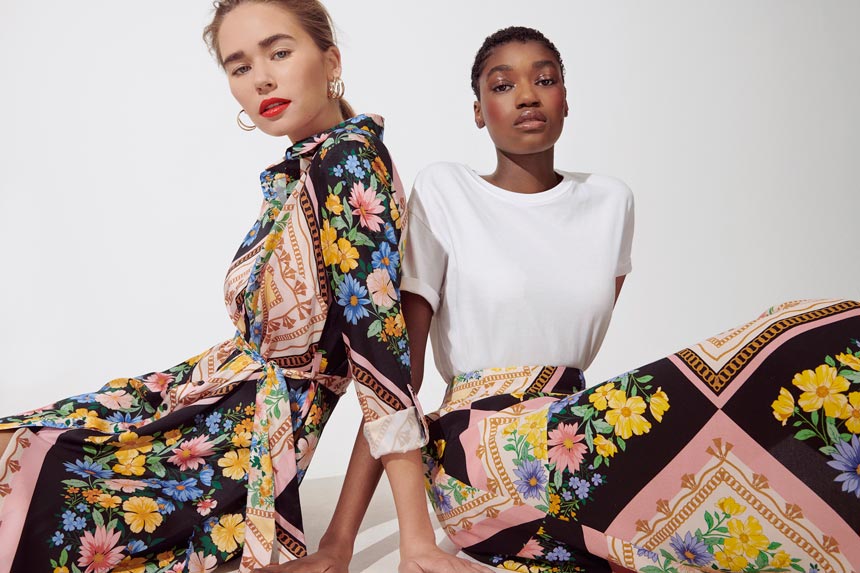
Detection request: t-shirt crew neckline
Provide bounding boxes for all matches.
[464,164,575,205]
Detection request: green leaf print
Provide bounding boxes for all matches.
[367,320,383,338]
[92,509,104,527]
[592,419,613,434]
[147,459,166,478]
[826,418,842,443]
[794,429,817,441]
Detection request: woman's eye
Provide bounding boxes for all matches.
[492,83,513,93]
[273,50,291,60]
[232,65,251,76]
[537,78,556,86]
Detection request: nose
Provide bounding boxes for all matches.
[253,63,276,95]
[516,84,540,108]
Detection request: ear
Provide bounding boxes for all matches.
[563,86,569,117]
[325,45,342,80]
[473,100,485,129]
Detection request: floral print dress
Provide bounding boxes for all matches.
[0,114,426,573]
[422,300,860,572]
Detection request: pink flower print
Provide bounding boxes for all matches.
[516,537,545,559]
[143,372,174,393]
[366,268,397,309]
[77,525,126,573]
[94,390,133,410]
[196,498,218,516]
[348,182,385,232]
[167,434,216,471]
[187,551,217,573]
[547,422,587,474]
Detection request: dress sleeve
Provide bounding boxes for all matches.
[311,133,427,458]
[401,188,448,312]
[615,185,635,277]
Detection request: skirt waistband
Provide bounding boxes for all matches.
[437,365,585,416]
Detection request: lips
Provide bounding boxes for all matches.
[514,109,547,127]
[259,98,291,118]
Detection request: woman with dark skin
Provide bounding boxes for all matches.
[288,27,860,573]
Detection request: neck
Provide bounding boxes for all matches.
[484,146,560,194]
[289,102,345,143]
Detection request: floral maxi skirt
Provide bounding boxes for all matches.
[423,299,860,572]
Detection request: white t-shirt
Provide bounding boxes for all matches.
[401,162,634,383]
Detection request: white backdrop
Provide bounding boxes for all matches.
[1,1,858,481]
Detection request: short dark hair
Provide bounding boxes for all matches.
[470,26,565,100]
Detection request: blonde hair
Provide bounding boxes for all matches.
[203,0,355,119]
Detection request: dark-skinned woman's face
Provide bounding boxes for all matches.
[474,40,568,155]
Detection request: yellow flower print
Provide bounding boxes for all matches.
[164,429,182,446]
[113,450,146,476]
[589,383,615,411]
[97,493,122,509]
[53,567,69,573]
[605,390,651,439]
[82,488,104,503]
[371,155,389,184]
[122,496,163,533]
[649,387,670,422]
[325,194,343,215]
[218,448,250,480]
[157,551,175,568]
[770,550,791,568]
[771,387,795,425]
[263,231,282,251]
[792,364,849,417]
[85,434,112,445]
[320,220,340,267]
[110,431,154,454]
[319,356,328,372]
[390,200,401,229]
[714,549,748,572]
[69,408,90,420]
[593,435,618,458]
[231,431,252,448]
[836,352,860,371]
[519,411,547,446]
[336,237,359,272]
[108,378,130,389]
[211,513,245,554]
[84,412,110,432]
[716,496,746,516]
[384,313,405,337]
[549,493,561,514]
[725,516,769,558]
[842,392,860,434]
[308,404,323,426]
[235,418,254,433]
[435,439,447,458]
[503,421,518,436]
[115,556,146,573]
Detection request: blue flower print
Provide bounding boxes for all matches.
[161,478,203,502]
[591,473,603,485]
[331,164,344,177]
[371,241,400,280]
[205,412,222,434]
[546,546,571,561]
[400,351,411,368]
[106,412,143,425]
[51,531,64,546]
[61,510,86,531]
[569,476,590,499]
[203,516,219,533]
[513,459,547,500]
[63,459,113,480]
[156,497,176,514]
[200,465,215,487]
[127,539,148,553]
[669,531,712,566]
[242,221,262,247]
[384,222,397,244]
[337,275,371,325]
[828,434,860,497]
[344,155,361,175]
[430,485,453,513]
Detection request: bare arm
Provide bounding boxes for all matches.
[262,293,488,572]
[615,275,626,306]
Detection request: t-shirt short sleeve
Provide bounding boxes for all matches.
[402,189,447,312]
[614,183,635,277]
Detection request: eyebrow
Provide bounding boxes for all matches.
[485,60,559,78]
[221,33,296,67]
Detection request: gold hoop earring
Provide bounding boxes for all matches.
[327,77,345,100]
[236,109,256,131]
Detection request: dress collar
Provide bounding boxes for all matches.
[283,113,385,161]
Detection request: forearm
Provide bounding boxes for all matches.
[318,421,384,554]
[380,448,437,555]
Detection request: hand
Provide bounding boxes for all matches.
[252,547,349,573]
[399,545,493,573]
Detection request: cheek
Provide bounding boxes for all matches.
[228,78,253,111]
[481,96,509,125]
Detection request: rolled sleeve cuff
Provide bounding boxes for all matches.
[401,277,440,312]
[615,259,632,277]
[362,406,429,458]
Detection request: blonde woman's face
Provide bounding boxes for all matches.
[218,2,342,140]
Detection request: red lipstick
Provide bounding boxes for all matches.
[259,98,291,118]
